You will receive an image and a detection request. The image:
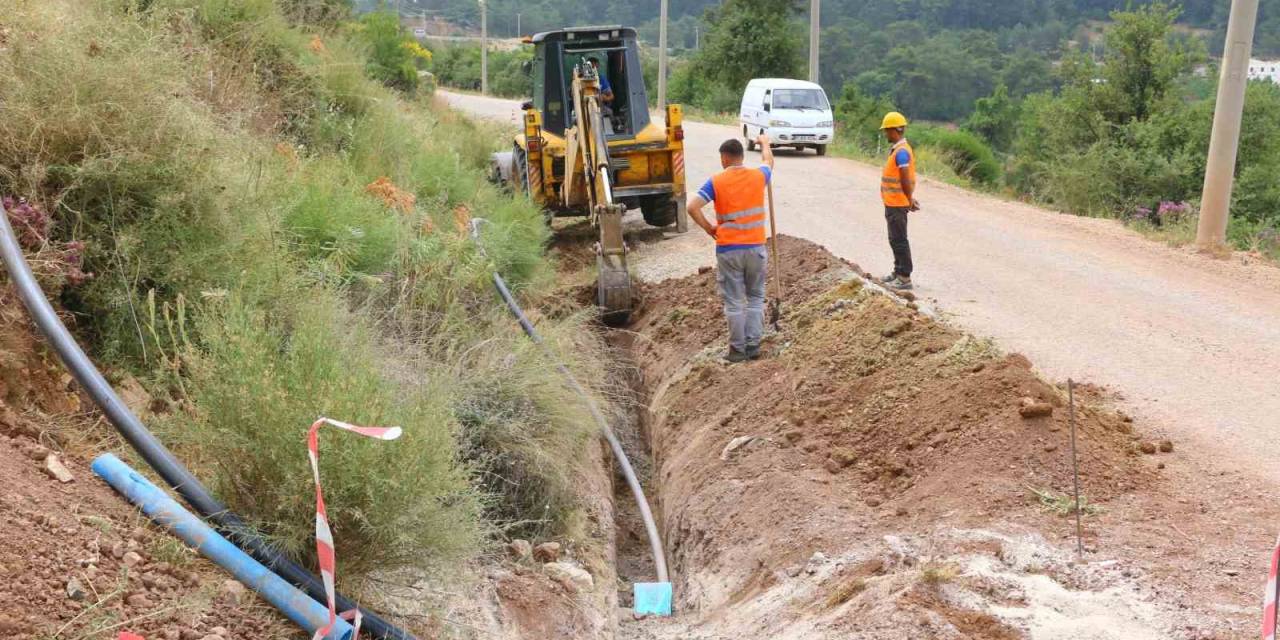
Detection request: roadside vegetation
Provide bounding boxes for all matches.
[0,0,609,591]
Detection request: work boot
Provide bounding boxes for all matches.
[746,344,762,360]
[724,347,749,363]
[888,275,914,290]
[880,273,899,284]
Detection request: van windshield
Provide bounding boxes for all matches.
[772,89,829,111]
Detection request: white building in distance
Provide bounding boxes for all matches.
[1247,59,1280,83]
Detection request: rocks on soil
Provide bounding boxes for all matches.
[533,541,562,563]
[1018,397,1055,419]
[544,562,594,593]
[508,538,533,561]
[42,453,74,483]
[720,435,759,461]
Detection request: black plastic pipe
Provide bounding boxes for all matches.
[470,220,670,583]
[0,201,415,640]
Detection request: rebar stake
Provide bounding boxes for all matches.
[1068,378,1084,561]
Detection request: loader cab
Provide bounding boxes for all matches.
[530,26,651,138]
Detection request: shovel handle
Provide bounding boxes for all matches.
[766,180,783,303]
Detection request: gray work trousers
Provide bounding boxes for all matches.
[716,245,769,352]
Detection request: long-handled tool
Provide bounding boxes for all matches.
[766,179,784,330]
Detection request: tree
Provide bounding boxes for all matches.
[696,0,803,90]
[966,83,1019,150]
[1096,3,1205,122]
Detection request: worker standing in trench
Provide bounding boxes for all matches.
[687,135,775,363]
[879,112,920,291]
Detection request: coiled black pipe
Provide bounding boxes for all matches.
[0,201,415,640]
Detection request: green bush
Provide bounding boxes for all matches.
[833,85,898,155]
[170,291,480,573]
[913,127,1001,186]
[357,9,428,93]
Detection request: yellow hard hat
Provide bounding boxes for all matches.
[880,112,908,129]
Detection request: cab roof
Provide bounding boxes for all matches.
[747,78,826,91]
[530,26,636,43]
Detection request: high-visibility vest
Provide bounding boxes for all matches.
[880,140,915,207]
[710,167,768,246]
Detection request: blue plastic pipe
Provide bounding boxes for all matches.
[0,200,412,639]
[92,453,355,640]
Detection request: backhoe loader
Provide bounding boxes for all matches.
[491,26,688,325]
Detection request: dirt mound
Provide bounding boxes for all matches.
[621,236,1221,639]
[0,300,296,639]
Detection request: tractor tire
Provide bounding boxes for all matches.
[640,195,679,227]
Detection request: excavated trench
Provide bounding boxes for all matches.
[594,234,1267,640]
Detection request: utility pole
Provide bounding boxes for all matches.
[517,13,521,37]
[1196,0,1260,252]
[480,0,488,95]
[695,26,700,50]
[808,0,820,83]
[658,0,669,110]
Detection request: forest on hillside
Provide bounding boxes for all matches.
[371,0,1280,57]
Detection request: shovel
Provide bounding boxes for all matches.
[766,179,784,330]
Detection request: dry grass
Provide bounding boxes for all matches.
[2,0,613,583]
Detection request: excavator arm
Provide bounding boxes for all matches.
[565,62,632,324]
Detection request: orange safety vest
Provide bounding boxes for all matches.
[710,167,768,246]
[880,140,916,207]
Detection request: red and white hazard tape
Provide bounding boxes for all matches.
[308,417,402,640]
[1264,533,1280,640]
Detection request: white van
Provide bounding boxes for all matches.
[739,78,834,156]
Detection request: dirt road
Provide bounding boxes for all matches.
[442,90,1280,486]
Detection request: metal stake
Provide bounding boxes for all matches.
[1068,379,1084,560]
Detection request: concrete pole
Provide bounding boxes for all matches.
[480,0,488,95]
[658,0,669,110]
[808,0,820,83]
[1196,0,1260,252]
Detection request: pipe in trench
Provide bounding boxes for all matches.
[470,219,670,584]
[0,201,415,640]
[92,453,356,640]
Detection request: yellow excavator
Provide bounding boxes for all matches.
[492,26,688,325]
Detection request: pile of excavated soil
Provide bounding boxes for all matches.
[0,294,298,639]
[620,236,1260,639]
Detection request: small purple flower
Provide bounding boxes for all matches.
[1156,200,1191,220]
[3,195,52,249]
[1133,206,1153,221]
[4,195,91,286]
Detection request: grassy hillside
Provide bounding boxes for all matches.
[0,0,610,591]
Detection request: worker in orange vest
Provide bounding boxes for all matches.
[687,134,775,363]
[879,112,920,290]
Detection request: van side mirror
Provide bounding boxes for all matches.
[763,102,771,112]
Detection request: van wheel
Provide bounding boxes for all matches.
[745,127,756,152]
[815,145,827,156]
